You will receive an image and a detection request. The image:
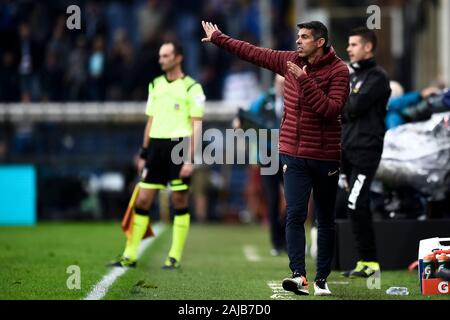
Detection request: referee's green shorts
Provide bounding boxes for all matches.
[139,138,190,191]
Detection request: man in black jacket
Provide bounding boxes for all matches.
[341,27,391,278]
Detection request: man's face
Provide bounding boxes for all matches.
[296,28,323,58]
[347,35,372,63]
[158,43,181,72]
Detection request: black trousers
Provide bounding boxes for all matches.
[341,151,379,262]
[281,154,339,280]
[261,165,286,250]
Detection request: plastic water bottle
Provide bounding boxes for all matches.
[386,287,409,295]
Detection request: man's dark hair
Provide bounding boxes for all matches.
[164,41,184,57]
[349,27,377,51]
[297,21,329,48]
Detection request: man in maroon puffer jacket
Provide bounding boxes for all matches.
[202,20,349,296]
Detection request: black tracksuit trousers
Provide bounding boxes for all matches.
[281,154,339,280]
[341,151,379,262]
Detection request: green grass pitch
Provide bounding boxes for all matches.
[0,222,447,300]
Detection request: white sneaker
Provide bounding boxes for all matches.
[270,248,282,256]
[313,279,332,296]
[282,274,309,295]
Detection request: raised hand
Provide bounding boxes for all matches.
[287,61,307,79]
[201,21,221,42]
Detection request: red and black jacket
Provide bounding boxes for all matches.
[211,31,350,162]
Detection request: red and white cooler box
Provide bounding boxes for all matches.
[418,237,450,295]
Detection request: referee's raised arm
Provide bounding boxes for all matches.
[201,20,292,77]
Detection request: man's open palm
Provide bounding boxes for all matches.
[201,21,220,42]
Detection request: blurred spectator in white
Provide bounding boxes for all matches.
[390,80,404,98]
[223,59,261,106]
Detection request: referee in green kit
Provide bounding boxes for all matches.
[109,41,205,269]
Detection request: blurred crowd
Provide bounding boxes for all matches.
[0,0,294,103]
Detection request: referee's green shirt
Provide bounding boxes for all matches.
[146,75,205,139]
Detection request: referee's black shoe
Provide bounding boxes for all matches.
[342,261,379,278]
[107,256,137,268]
[162,257,180,270]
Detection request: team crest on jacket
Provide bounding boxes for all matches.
[352,80,363,94]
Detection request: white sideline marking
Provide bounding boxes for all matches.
[84,224,165,300]
[267,281,294,300]
[329,281,349,285]
[242,245,261,262]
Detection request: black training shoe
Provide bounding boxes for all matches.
[106,256,137,268]
[341,261,380,278]
[162,257,180,270]
[350,262,380,278]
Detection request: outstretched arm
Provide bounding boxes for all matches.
[201,21,221,43]
[201,21,292,76]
